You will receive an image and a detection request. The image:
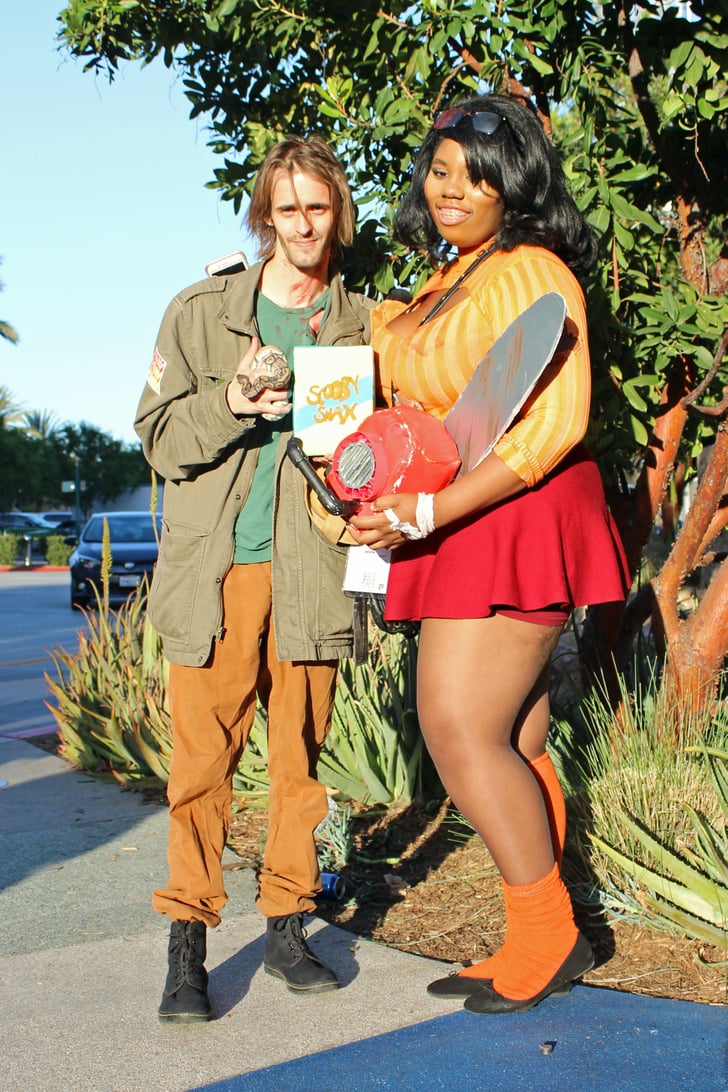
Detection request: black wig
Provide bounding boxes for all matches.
[394,94,598,279]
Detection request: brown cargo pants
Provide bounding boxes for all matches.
[152,562,338,926]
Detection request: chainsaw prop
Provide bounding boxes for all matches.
[326,405,461,515]
[285,404,460,520]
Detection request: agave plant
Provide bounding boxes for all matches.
[231,710,271,799]
[46,581,172,786]
[320,630,441,806]
[562,667,728,949]
[232,628,441,807]
[314,799,354,871]
[589,747,728,950]
[48,573,442,808]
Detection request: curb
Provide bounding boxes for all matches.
[0,565,70,572]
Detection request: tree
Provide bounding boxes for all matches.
[0,427,51,511]
[50,423,150,515]
[0,385,23,429]
[0,386,148,513]
[0,257,19,345]
[57,0,728,704]
[23,409,62,440]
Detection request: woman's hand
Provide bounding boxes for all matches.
[347,493,418,551]
[346,452,529,550]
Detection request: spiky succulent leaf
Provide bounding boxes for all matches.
[590,826,726,930]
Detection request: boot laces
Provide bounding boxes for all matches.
[279,914,321,964]
[169,926,206,989]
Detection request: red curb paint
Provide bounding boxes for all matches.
[0,565,70,572]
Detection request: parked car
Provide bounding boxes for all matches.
[69,511,162,610]
[39,510,77,534]
[0,511,54,534]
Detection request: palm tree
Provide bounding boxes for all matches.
[0,386,23,430]
[22,409,61,440]
[0,320,19,344]
[1,257,18,343]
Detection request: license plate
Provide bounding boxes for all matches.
[119,574,141,588]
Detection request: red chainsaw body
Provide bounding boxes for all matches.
[327,406,461,515]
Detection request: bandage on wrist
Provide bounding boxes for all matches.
[384,493,436,541]
[415,493,436,536]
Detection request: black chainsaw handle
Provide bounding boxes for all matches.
[286,437,357,519]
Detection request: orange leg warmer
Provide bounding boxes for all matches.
[528,750,567,866]
[490,861,578,1000]
[457,751,567,983]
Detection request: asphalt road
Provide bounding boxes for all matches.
[0,570,83,741]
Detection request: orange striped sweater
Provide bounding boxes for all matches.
[372,245,590,487]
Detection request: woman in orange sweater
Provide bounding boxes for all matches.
[349,94,628,1014]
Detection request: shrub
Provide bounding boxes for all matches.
[0,532,20,566]
[561,672,728,949]
[47,588,442,809]
[44,534,73,566]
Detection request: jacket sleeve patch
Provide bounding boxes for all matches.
[146,347,167,394]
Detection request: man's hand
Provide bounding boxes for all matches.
[226,338,292,419]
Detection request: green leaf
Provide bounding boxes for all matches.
[613,220,634,249]
[318,101,344,119]
[622,379,648,412]
[697,99,716,120]
[587,206,610,234]
[630,416,650,446]
[609,192,663,233]
[592,810,727,924]
[609,165,654,184]
[662,94,683,121]
[528,53,554,76]
[669,40,695,70]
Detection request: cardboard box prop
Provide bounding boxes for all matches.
[292,345,374,455]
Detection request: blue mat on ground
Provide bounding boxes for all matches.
[192,984,727,1091]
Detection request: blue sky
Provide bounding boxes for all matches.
[1,1,254,444]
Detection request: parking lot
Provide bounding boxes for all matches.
[0,570,82,740]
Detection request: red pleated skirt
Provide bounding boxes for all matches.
[383,445,630,622]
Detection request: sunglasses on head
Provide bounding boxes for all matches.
[433,108,507,136]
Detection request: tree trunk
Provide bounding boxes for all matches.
[656,422,728,709]
[610,358,693,577]
[582,359,694,690]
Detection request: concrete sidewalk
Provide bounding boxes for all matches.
[0,736,463,1091]
[1,736,726,1091]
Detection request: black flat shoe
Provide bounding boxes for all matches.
[427,971,493,997]
[463,933,594,1014]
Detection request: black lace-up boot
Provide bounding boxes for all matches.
[158,920,213,1022]
[264,913,340,994]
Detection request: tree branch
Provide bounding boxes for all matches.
[653,421,728,643]
[682,325,728,418]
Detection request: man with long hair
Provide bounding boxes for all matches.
[136,136,372,1022]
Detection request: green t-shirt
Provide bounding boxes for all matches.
[233,290,331,563]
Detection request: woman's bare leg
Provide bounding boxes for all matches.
[418,612,591,1006]
[416,613,561,884]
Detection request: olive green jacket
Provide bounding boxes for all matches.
[135,261,373,667]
